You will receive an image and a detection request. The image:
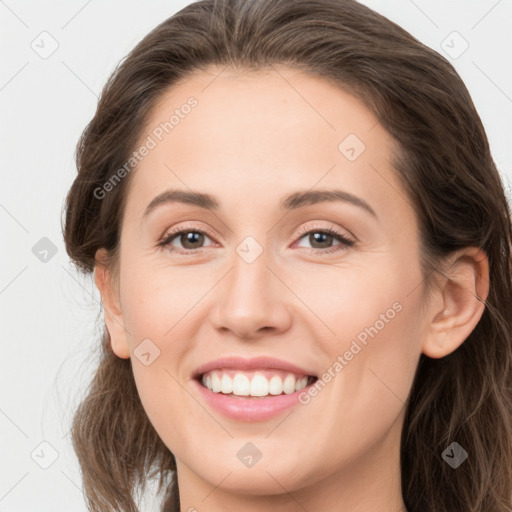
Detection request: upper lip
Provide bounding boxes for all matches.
[192,356,318,379]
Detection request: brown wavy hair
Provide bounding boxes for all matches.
[62,0,512,510]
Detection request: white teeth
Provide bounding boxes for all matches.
[201,371,311,397]
[250,375,269,397]
[295,376,308,391]
[221,373,233,394]
[211,372,222,393]
[233,373,250,396]
[202,373,211,389]
[283,374,296,394]
[269,375,283,395]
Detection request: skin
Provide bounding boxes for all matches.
[94,65,489,512]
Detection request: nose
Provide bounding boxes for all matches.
[211,250,293,340]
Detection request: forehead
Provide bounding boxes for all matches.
[141,65,385,157]
[123,65,408,226]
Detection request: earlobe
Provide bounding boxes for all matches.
[422,247,489,359]
[93,248,131,359]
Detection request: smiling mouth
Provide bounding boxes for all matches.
[197,369,318,398]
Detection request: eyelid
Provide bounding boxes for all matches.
[158,222,218,248]
[158,221,355,254]
[294,222,355,243]
[291,223,355,255]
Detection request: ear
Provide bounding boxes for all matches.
[94,248,131,359]
[422,247,489,359]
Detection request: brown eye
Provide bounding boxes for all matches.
[295,227,354,254]
[159,228,214,252]
[307,232,334,249]
[178,231,205,249]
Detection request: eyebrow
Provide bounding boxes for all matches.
[142,188,377,219]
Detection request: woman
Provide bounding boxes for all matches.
[62,0,512,510]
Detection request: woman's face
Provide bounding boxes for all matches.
[100,66,430,505]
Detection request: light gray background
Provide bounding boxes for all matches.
[1,1,511,511]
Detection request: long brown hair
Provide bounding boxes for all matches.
[62,0,512,510]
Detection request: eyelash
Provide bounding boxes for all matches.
[157,223,355,256]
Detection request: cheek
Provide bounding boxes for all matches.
[328,293,421,437]
[293,292,421,476]
[290,254,423,415]
[119,262,207,340]
[118,263,212,442]
[284,254,416,345]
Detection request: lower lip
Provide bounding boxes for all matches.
[192,379,314,422]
